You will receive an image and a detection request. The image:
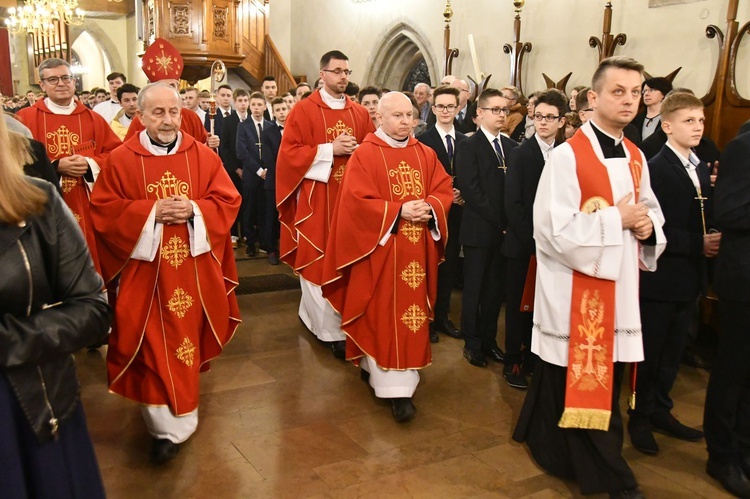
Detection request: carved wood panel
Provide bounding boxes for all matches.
[170,3,193,38]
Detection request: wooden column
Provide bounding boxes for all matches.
[503,0,531,95]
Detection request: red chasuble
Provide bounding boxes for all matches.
[276,90,375,285]
[322,134,453,370]
[90,133,241,415]
[124,107,208,144]
[16,100,122,273]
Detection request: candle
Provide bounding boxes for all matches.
[468,34,482,81]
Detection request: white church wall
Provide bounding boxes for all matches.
[285,0,749,99]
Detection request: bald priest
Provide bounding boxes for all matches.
[322,92,453,422]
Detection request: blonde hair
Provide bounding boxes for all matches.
[0,115,47,223]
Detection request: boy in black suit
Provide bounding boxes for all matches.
[218,87,244,246]
[237,91,281,257]
[503,89,567,389]
[417,86,466,342]
[263,97,288,265]
[630,92,719,455]
[455,88,518,368]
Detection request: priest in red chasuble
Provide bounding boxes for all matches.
[277,50,375,359]
[90,83,241,464]
[322,92,453,422]
[16,58,122,274]
[123,38,214,148]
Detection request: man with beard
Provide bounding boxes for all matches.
[90,82,241,465]
[276,50,374,358]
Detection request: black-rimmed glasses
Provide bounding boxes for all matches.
[480,107,510,116]
[533,114,561,122]
[321,69,353,76]
[41,75,75,85]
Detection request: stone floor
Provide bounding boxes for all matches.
[77,252,730,498]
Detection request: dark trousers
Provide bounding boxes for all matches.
[241,172,266,247]
[505,254,534,366]
[434,206,462,321]
[513,361,637,495]
[704,300,750,464]
[263,188,280,254]
[630,298,692,419]
[228,169,243,238]
[461,244,505,353]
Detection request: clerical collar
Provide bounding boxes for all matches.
[589,120,625,159]
[320,87,346,110]
[147,132,179,153]
[45,97,76,115]
[375,127,409,148]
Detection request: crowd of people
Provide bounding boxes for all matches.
[3,35,750,499]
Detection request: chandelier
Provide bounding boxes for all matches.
[4,0,85,35]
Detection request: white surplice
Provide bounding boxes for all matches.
[531,121,666,367]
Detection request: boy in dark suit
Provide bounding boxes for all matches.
[454,88,518,368]
[237,91,281,257]
[218,88,246,247]
[630,92,719,455]
[262,97,288,265]
[417,86,467,342]
[503,89,567,389]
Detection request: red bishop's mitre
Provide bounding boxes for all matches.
[142,38,183,82]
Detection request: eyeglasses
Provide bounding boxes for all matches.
[526,101,536,107]
[433,104,457,112]
[480,107,510,116]
[41,75,75,85]
[533,114,561,122]
[321,68,353,76]
[642,88,660,95]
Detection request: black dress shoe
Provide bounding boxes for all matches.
[330,340,346,360]
[391,398,416,423]
[431,319,462,339]
[463,348,488,368]
[483,346,504,364]
[628,425,659,455]
[503,364,528,390]
[268,251,280,265]
[245,245,257,257]
[651,413,703,441]
[150,438,180,465]
[360,368,370,383]
[429,329,439,343]
[707,459,750,498]
[682,349,711,369]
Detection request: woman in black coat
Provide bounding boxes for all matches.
[0,115,111,498]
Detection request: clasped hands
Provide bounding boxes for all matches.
[57,155,89,177]
[155,196,194,225]
[617,193,653,241]
[332,132,358,156]
[401,200,432,223]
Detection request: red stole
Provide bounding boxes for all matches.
[558,129,642,431]
[322,135,453,369]
[276,91,375,285]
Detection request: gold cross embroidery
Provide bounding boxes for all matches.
[389,161,424,199]
[60,176,77,193]
[167,287,194,319]
[401,304,427,333]
[400,221,422,244]
[146,171,190,200]
[332,163,346,183]
[400,261,426,290]
[175,337,196,367]
[161,235,189,269]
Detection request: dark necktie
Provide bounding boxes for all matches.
[224,111,229,118]
[493,138,505,171]
[446,135,454,172]
[256,123,263,160]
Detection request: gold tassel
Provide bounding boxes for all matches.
[628,391,636,411]
[558,408,611,431]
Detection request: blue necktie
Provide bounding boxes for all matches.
[493,138,505,170]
